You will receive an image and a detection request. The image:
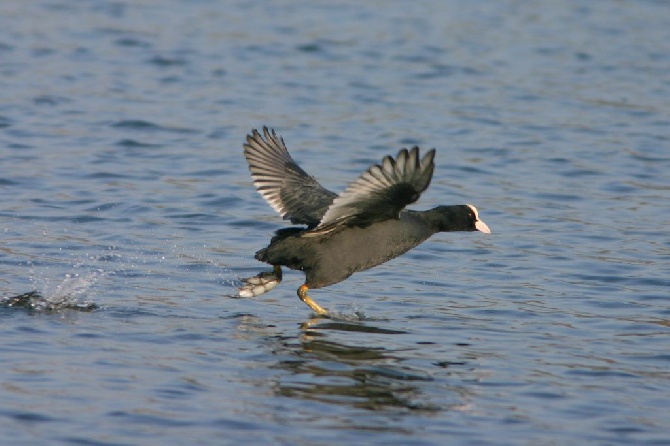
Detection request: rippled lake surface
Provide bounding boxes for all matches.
[1,1,669,444]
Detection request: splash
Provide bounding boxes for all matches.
[2,270,103,312]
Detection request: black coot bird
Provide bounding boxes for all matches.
[238,127,490,316]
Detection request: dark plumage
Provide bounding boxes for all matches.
[238,127,490,316]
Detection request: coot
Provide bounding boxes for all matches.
[238,127,490,316]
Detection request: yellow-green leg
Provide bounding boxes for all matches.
[297,284,329,317]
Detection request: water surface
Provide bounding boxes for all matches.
[1,1,669,445]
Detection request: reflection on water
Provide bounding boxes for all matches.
[266,319,450,414]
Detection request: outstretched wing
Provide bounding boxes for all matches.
[243,127,337,227]
[312,146,435,233]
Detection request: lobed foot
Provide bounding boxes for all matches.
[237,265,282,298]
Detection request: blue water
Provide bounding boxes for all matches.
[1,1,669,444]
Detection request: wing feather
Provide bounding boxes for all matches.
[243,127,337,227]
[312,147,436,233]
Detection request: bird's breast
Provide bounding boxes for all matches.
[303,215,435,288]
